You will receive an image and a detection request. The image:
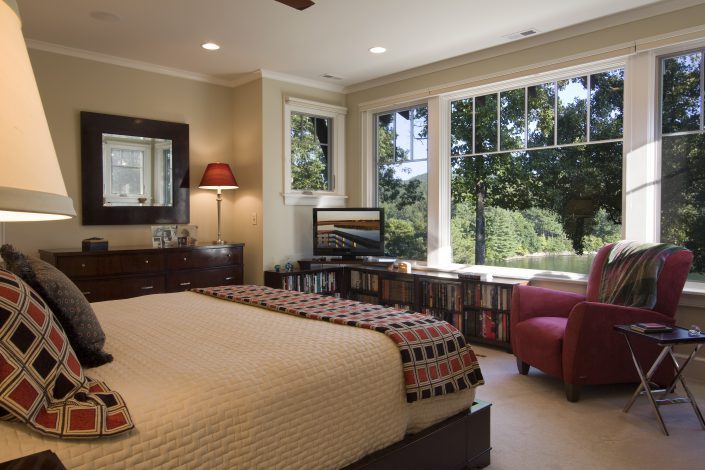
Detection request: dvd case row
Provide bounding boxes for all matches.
[280,271,338,294]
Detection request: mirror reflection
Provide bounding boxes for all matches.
[102,133,173,207]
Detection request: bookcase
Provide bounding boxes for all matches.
[263,263,526,351]
[460,276,526,351]
[263,267,344,296]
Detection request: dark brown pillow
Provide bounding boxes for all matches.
[1,244,112,367]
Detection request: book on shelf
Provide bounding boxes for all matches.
[629,322,673,333]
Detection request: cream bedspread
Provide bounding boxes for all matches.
[0,291,476,469]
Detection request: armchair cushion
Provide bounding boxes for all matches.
[513,316,567,379]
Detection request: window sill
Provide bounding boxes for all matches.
[415,263,705,307]
[282,192,348,206]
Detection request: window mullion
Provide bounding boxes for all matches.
[587,74,592,142]
[554,81,558,146]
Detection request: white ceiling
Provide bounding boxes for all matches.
[15,0,696,90]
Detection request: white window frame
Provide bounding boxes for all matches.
[102,138,152,206]
[283,97,347,206]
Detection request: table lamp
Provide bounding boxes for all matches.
[0,0,76,223]
[198,163,238,245]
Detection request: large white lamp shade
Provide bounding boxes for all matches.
[0,0,75,221]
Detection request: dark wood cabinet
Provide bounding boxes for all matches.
[40,244,244,302]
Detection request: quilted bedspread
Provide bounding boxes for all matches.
[194,285,484,402]
[0,291,478,469]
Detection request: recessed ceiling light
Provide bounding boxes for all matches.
[369,46,387,54]
[201,42,221,51]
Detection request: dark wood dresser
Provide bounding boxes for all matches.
[39,243,244,302]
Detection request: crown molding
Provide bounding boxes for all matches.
[25,40,346,93]
[258,69,345,93]
[25,39,236,87]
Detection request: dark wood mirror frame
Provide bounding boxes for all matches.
[81,111,190,225]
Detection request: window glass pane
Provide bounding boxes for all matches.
[290,112,330,191]
[377,105,428,261]
[450,142,622,272]
[500,88,526,150]
[590,69,624,140]
[475,94,498,153]
[412,108,428,160]
[662,52,702,134]
[111,149,143,168]
[395,110,412,161]
[450,98,473,156]
[661,134,705,279]
[111,167,142,195]
[557,76,588,144]
[527,82,555,148]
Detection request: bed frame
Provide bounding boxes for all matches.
[344,400,491,470]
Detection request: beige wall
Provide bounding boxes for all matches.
[260,78,346,274]
[7,49,248,271]
[232,79,264,284]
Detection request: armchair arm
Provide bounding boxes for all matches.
[562,302,673,385]
[511,285,585,323]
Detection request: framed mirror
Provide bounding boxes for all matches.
[81,111,189,225]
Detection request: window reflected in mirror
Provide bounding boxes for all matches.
[102,133,173,207]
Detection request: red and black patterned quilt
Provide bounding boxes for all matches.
[193,285,484,403]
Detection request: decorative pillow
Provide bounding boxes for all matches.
[0,245,112,367]
[0,269,133,438]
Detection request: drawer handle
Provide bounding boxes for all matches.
[81,263,86,268]
[82,291,91,295]
[145,260,150,264]
[227,254,231,258]
[179,282,191,286]
[140,286,154,290]
[225,276,233,281]
[183,257,188,261]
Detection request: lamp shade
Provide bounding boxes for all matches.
[198,163,239,190]
[0,0,75,221]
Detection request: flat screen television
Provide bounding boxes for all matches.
[313,208,385,259]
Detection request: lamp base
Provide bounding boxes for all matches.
[213,240,226,245]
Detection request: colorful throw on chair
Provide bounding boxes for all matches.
[597,241,684,309]
[194,285,484,403]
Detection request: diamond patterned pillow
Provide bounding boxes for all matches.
[0,269,133,438]
[1,244,112,368]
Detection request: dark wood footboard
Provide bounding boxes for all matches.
[343,400,491,470]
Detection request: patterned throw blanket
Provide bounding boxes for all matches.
[194,285,484,403]
[598,241,683,308]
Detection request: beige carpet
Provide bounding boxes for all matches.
[472,345,705,469]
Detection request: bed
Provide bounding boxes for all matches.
[0,290,490,469]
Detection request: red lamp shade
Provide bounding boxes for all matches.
[198,163,239,189]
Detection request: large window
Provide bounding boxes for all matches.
[283,97,346,205]
[449,69,624,273]
[375,105,428,260]
[660,50,705,279]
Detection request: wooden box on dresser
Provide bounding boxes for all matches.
[39,243,244,302]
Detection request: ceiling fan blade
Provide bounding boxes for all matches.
[275,0,315,11]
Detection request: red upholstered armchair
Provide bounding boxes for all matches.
[511,243,693,402]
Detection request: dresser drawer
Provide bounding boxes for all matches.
[56,252,164,277]
[166,246,242,270]
[166,266,243,292]
[75,275,165,302]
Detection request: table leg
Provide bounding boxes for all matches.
[621,335,671,435]
[669,344,705,430]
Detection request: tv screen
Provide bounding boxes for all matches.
[313,208,384,259]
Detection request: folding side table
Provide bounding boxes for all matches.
[614,325,705,435]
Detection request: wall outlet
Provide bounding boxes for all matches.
[250,212,258,225]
